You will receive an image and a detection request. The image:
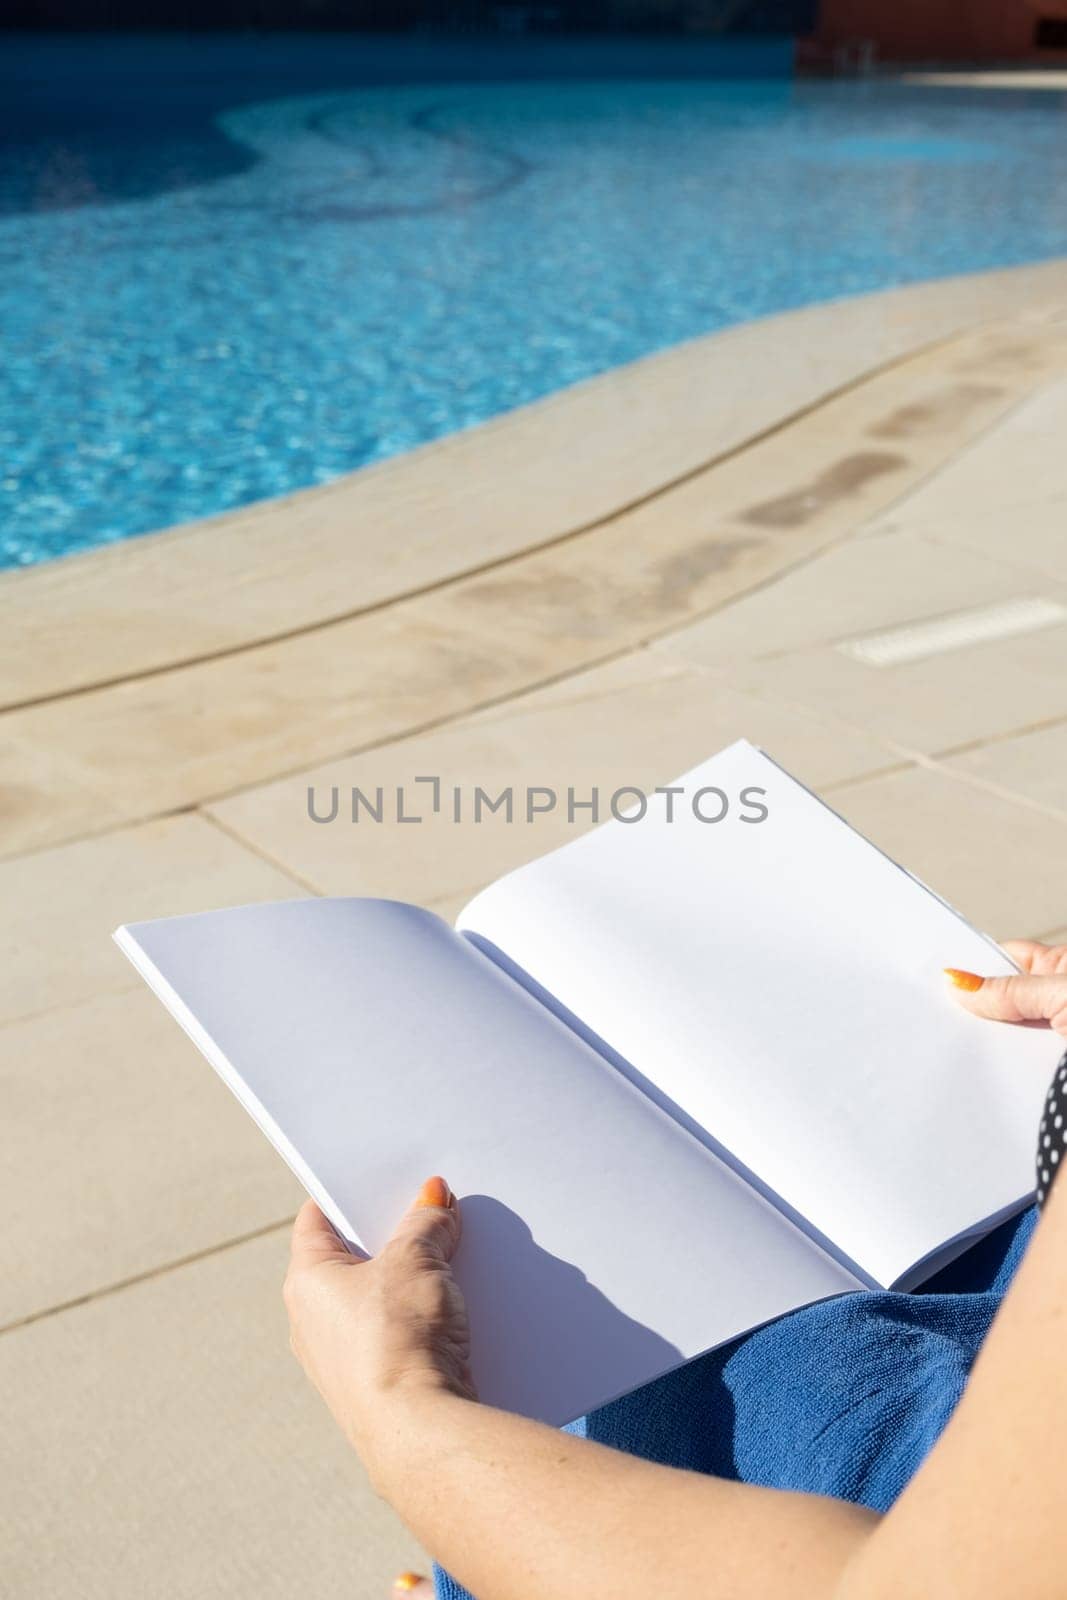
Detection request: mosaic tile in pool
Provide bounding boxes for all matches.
[4,52,1067,566]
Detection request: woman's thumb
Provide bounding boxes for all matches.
[945,968,1067,1036]
[389,1175,461,1259]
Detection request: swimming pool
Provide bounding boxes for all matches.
[5,41,1067,568]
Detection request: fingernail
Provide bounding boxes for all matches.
[416,1175,451,1210]
[393,1576,424,1594]
[944,968,985,992]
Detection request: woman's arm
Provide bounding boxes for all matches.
[836,1170,1067,1600]
[374,1381,877,1600]
[837,946,1067,1598]
[286,1187,877,1600]
[285,953,1067,1600]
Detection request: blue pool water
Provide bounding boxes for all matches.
[5,39,1067,568]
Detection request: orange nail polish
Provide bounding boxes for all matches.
[393,1576,424,1594]
[944,968,985,992]
[416,1175,451,1209]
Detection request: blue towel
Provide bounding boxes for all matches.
[434,1207,1035,1599]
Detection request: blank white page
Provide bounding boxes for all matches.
[458,742,1056,1289]
[116,897,856,1426]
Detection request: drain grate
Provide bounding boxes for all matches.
[837,597,1067,667]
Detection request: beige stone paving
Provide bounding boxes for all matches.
[0,815,310,1330]
[648,375,1067,784]
[654,375,1067,675]
[649,526,1052,666]
[824,763,1067,941]
[1,988,304,1329]
[943,722,1067,817]
[859,380,1067,585]
[6,258,1067,708]
[882,498,1067,587]
[208,651,902,907]
[0,813,305,1028]
[0,1229,427,1599]
[679,620,1067,758]
[864,378,1067,520]
[5,274,1067,1600]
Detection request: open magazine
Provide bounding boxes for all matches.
[115,741,1055,1427]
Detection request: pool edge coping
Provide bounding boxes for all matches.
[5,255,1067,709]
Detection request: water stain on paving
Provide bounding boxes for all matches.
[953,338,1054,376]
[455,567,627,642]
[452,529,763,636]
[867,382,1003,440]
[0,785,31,829]
[461,569,594,616]
[739,452,906,529]
[648,536,762,609]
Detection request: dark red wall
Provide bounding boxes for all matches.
[813,0,1067,63]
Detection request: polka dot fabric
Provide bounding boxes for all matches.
[1036,1048,1067,1208]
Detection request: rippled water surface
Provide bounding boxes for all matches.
[4,43,1067,566]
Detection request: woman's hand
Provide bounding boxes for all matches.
[283,1176,476,1486]
[946,939,1067,1037]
